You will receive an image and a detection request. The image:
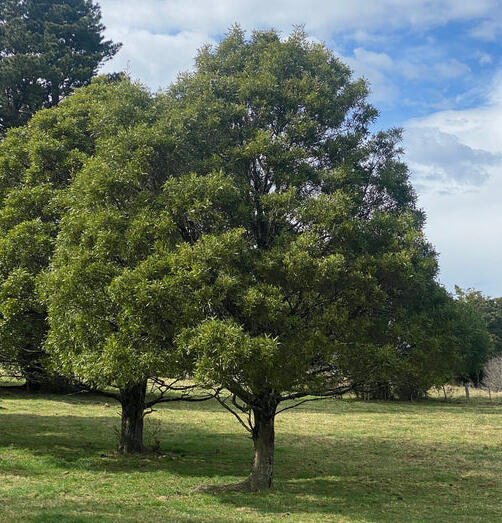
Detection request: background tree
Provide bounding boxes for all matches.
[455,286,502,356]
[354,286,493,402]
[483,355,502,395]
[353,286,469,401]
[0,0,120,135]
[140,27,449,491]
[0,75,143,391]
[453,288,493,401]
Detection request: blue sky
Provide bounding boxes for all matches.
[98,0,502,297]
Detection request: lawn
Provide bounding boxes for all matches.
[0,387,501,522]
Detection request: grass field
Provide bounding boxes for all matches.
[1,386,502,522]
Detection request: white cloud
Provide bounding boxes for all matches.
[100,29,216,90]
[433,59,470,78]
[99,0,497,36]
[469,20,502,41]
[352,48,395,70]
[343,49,399,103]
[479,53,492,66]
[408,100,502,154]
[404,75,502,295]
[98,0,499,89]
[405,126,500,189]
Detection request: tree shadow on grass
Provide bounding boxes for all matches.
[2,390,502,522]
[0,387,120,406]
[207,431,502,522]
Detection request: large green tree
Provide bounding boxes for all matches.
[0,0,120,135]
[145,27,446,490]
[38,27,466,478]
[1,74,215,450]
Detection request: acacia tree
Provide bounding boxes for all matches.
[0,0,120,135]
[134,27,444,490]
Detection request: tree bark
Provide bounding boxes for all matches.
[464,383,470,403]
[119,382,147,454]
[194,397,278,492]
[243,406,276,490]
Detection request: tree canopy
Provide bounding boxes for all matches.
[0,75,138,390]
[157,27,446,489]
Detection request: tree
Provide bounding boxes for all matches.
[452,288,492,401]
[0,74,147,391]
[37,77,229,452]
[353,286,492,402]
[455,287,502,357]
[483,355,502,394]
[0,0,120,135]
[147,27,445,490]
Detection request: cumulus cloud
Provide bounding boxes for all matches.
[343,49,399,103]
[99,0,496,36]
[98,0,498,89]
[404,126,501,189]
[469,19,502,41]
[404,77,502,295]
[408,95,502,155]
[100,29,215,89]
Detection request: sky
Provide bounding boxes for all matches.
[98,0,502,297]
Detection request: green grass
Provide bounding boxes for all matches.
[1,387,502,522]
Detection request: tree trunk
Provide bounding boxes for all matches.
[464,383,470,403]
[19,347,44,392]
[442,385,448,401]
[244,406,276,490]
[119,382,147,454]
[194,398,278,492]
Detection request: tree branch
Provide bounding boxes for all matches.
[214,392,253,433]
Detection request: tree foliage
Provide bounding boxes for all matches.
[0,75,140,389]
[453,287,493,386]
[455,286,502,356]
[37,76,231,452]
[0,0,120,135]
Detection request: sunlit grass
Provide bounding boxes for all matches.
[1,386,501,521]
